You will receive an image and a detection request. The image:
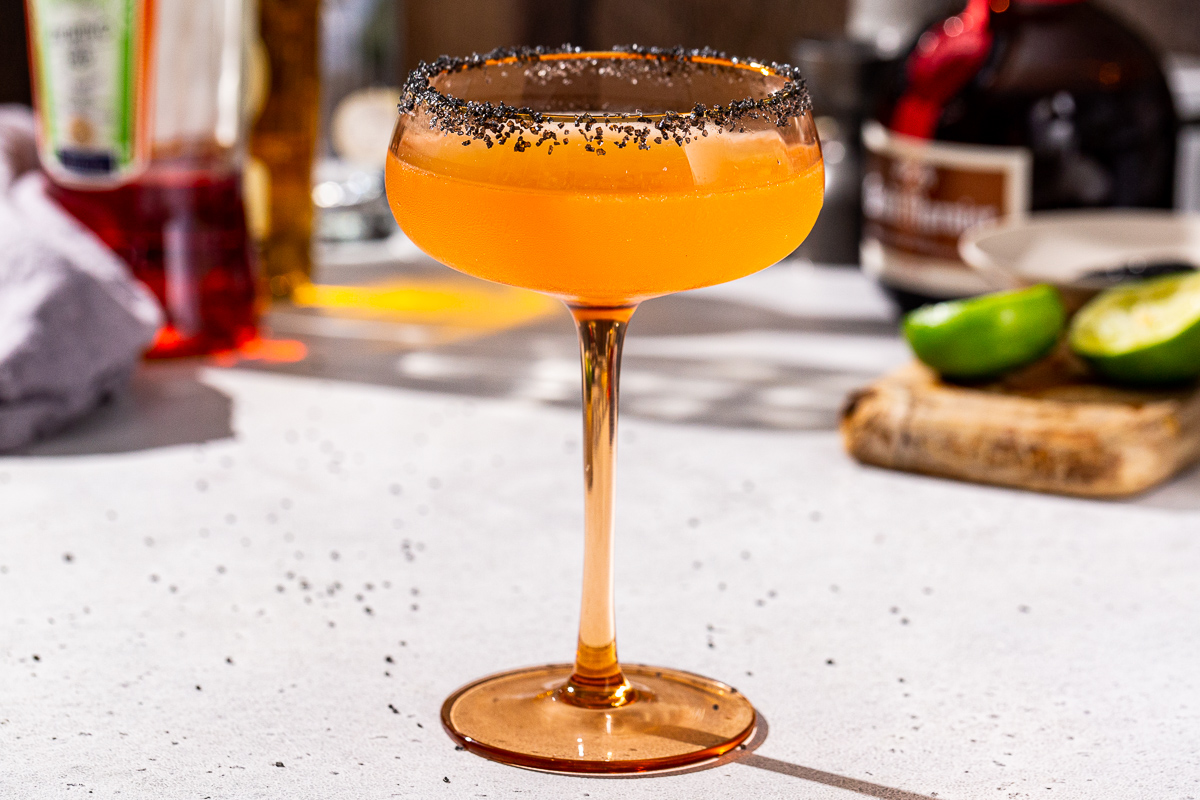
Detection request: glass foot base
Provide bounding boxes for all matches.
[440,663,756,774]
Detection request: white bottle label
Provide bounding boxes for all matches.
[861,121,1032,298]
[28,0,147,183]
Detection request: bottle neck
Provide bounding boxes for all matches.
[888,0,993,138]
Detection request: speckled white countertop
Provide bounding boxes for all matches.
[3,262,1198,799]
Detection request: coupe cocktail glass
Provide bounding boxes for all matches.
[385,46,823,774]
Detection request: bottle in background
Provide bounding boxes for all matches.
[49,171,257,357]
[248,0,321,300]
[33,0,259,357]
[791,37,882,265]
[862,0,1178,310]
[314,0,401,244]
[24,0,155,187]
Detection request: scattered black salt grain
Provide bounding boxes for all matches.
[388,704,400,714]
[275,761,285,768]
[62,553,74,563]
[454,745,465,751]
[443,777,450,783]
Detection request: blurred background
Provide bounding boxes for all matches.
[5,0,1200,358]
[8,0,1197,262]
[7,0,1200,484]
[7,0,1198,98]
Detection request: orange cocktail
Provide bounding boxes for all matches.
[384,47,824,775]
[386,52,822,306]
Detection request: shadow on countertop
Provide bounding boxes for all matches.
[594,714,943,799]
[15,363,234,457]
[256,290,902,433]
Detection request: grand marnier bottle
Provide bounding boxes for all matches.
[862,0,1177,310]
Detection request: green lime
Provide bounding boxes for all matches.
[903,284,1065,380]
[1069,270,1200,386]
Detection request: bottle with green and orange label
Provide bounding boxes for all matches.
[25,0,155,187]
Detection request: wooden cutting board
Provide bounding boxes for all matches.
[839,351,1200,498]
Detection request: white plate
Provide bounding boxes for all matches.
[959,209,1200,289]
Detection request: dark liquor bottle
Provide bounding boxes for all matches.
[862,0,1177,310]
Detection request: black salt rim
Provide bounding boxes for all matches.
[397,44,812,153]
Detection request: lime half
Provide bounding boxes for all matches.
[1069,270,1200,386]
[903,285,1065,380]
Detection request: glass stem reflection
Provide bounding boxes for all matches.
[564,305,637,709]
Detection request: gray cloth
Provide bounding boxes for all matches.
[0,106,162,451]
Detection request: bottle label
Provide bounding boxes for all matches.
[27,0,147,184]
[861,121,1032,297]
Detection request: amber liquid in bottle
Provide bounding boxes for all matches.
[249,0,321,299]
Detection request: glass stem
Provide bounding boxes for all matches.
[563,304,637,709]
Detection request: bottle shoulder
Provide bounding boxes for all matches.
[873,2,1173,138]
[932,4,1176,145]
[977,4,1167,96]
